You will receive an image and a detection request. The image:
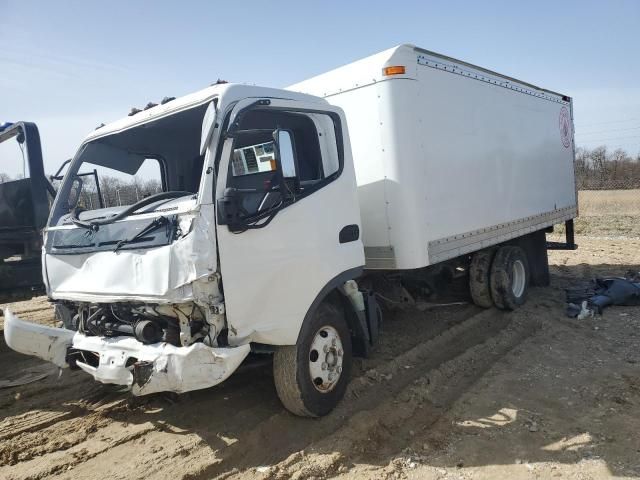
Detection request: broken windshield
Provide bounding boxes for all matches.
[51,102,209,227]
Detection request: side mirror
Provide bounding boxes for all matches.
[274,129,298,196]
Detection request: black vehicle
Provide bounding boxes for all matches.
[0,122,55,293]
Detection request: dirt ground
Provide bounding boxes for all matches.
[0,236,639,480]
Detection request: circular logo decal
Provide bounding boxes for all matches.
[559,106,571,148]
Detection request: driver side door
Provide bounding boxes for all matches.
[213,99,364,347]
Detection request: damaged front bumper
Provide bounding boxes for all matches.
[3,309,250,395]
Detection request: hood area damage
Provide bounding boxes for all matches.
[0,92,247,395]
[46,203,220,304]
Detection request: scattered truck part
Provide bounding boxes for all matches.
[4,44,577,416]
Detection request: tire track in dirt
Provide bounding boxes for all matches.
[29,370,285,480]
[0,349,290,479]
[1,420,157,480]
[180,308,521,479]
[258,312,541,480]
[0,387,134,464]
[0,411,76,443]
[0,370,280,477]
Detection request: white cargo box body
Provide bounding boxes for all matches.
[289,44,577,270]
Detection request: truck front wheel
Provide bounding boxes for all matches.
[273,301,352,417]
[490,246,530,310]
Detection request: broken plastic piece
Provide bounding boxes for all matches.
[4,309,75,367]
[4,309,251,396]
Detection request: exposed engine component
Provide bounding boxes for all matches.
[68,301,212,348]
[134,320,163,344]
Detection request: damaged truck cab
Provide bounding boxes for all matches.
[6,84,375,416]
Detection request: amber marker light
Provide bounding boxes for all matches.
[383,66,406,76]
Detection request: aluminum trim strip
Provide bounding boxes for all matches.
[417,55,569,105]
[428,206,577,264]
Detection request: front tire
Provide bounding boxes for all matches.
[273,301,352,417]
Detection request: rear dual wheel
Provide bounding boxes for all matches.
[470,245,529,310]
[469,248,496,308]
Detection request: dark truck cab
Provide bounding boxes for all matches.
[0,122,54,292]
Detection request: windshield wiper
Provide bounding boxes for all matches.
[113,216,169,252]
[71,191,193,230]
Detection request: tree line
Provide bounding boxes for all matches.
[77,175,163,209]
[1,170,162,208]
[575,146,640,190]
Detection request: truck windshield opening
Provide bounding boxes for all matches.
[52,102,209,227]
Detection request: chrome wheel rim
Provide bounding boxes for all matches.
[308,325,343,393]
[512,259,526,298]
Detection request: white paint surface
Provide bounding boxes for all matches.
[289,44,577,269]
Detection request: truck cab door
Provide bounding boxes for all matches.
[212,99,364,346]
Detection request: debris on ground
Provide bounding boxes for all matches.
[566,274,640,317]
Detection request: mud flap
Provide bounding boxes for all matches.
[365,291,382,345]
[347,291,382,358]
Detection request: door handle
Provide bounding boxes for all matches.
[339,224,359,244]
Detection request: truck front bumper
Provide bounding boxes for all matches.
[3,309,251,396]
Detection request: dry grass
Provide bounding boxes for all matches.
[578,189,640,216]
[550,189,640,239]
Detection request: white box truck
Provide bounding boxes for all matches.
[5,44,577,416]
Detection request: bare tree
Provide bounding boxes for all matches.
[575,145,640,189]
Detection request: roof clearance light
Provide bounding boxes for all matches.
[383,66,406,76]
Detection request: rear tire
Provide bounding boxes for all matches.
[273,301,352,417]
[490,246,529,310]
[469,248,496,308]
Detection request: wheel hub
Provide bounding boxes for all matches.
[309,326,343,392]
[512,259,526,298]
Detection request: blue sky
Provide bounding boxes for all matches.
[1,0,639,176]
